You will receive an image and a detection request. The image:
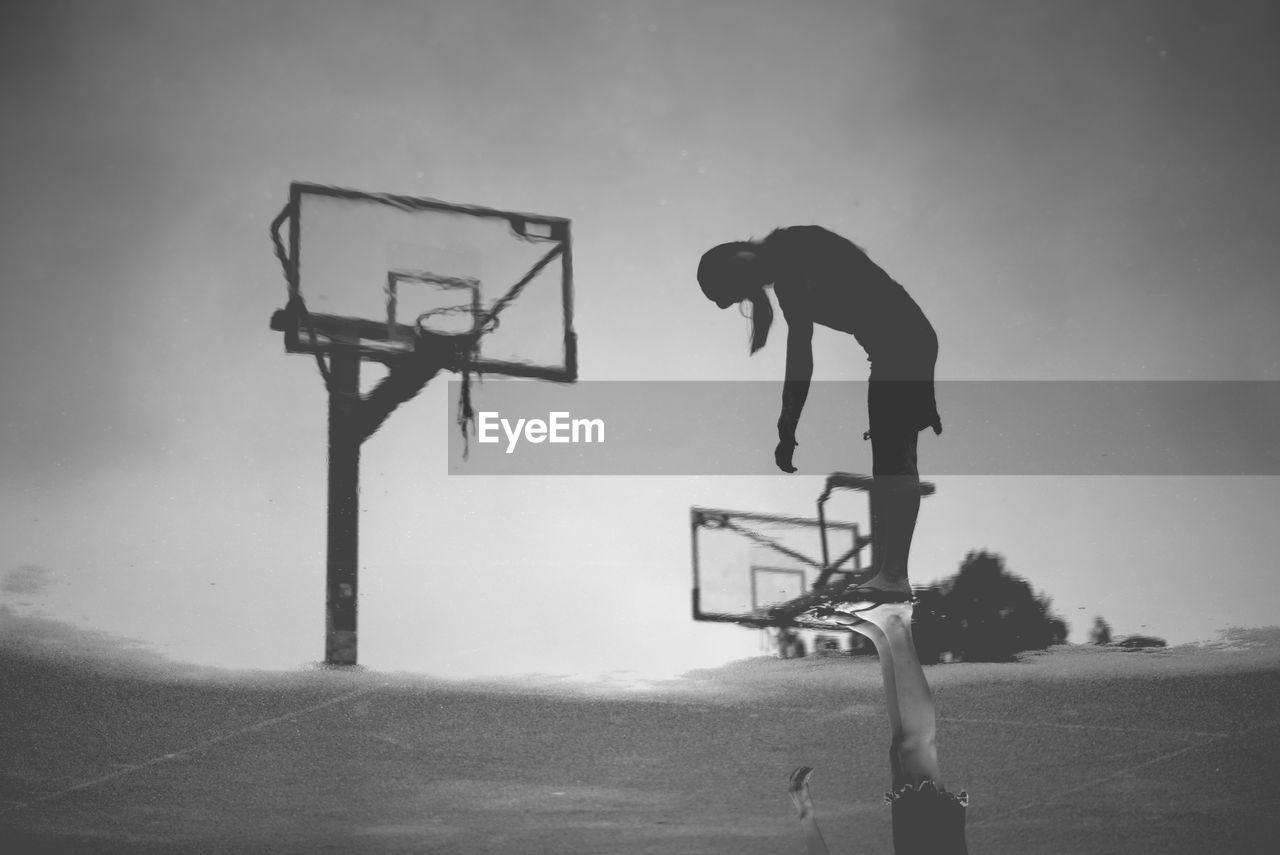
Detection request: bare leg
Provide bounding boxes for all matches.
[846,619,906,786]
[849,392,966,850]
[869,477,920,585]
[854,429,921,594]
[858,604,942,787]
[849,609,967,855]
[844,607,941,790]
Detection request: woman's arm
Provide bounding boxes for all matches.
[776,318,814,472]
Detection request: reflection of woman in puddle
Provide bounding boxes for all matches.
[840,603,968,854]
[787,600,969,853]
[787,603,968,855]
[698,230,967,852]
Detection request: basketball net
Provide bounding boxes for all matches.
[415,309,484,458]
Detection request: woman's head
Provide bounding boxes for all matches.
[698,241,774,354]
[697,242,760,308]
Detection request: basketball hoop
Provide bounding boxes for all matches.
[414,305,482,371]
[267,181,577,666]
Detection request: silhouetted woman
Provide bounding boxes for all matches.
[699,228,968,853]
[698,227,940,603]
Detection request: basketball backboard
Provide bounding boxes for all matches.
[270,182,576,381]
[268,182,579,666]
[690,507,864,629]
[691,474,936,630]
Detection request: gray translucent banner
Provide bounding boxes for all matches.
[445,381,1280,476]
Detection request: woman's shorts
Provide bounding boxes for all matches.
[865,337,939,478]
[867,344,940,436]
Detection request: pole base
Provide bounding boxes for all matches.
[326,630,358,666]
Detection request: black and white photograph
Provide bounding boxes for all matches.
[3,2,1278,852]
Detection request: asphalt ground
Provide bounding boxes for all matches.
[3,632,1278,854]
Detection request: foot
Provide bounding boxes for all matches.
[788,575,911,627]
[841,597,916,632]
[788,766,816,816]
[839,569,912,595]
[798,605,866,628]
[829,581,914,614]
[766,585,841,619]
[789,766,833,855]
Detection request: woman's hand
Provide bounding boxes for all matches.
[774,438,798,473]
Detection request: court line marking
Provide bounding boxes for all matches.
[812,706,1227,739]
[937,714,1227,740]
[0,685,380,816]
[969,716,1280,827]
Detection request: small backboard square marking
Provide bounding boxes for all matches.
[751,566,808,612]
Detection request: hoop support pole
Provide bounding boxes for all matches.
[326,351,361,665]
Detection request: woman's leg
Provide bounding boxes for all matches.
[856,604,942,787]
[846,619,906,787]
[867,473,921,589]
[855,393,922,594]
[852,608,968,855]
[846,610,940,788]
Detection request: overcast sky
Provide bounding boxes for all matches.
[2,0,1278,678]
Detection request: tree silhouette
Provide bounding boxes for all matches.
[1089,616,1113,645]
[913,550,1068,663]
